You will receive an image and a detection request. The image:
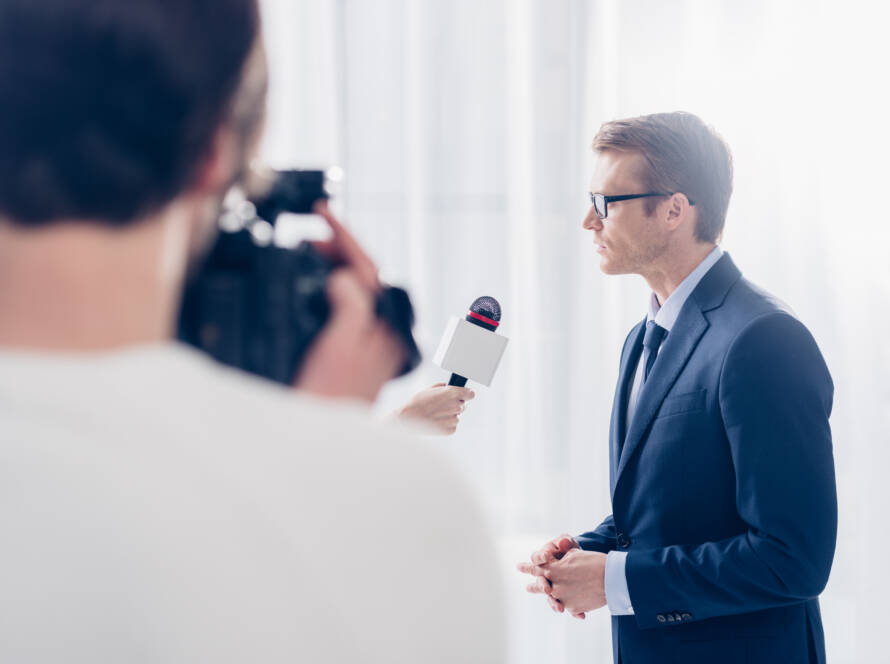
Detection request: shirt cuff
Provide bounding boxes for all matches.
[604,550,634,615]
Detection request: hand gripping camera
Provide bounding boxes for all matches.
[177,169,421,385]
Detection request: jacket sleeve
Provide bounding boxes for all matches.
[576,514,618,553]
[625,311,837,629]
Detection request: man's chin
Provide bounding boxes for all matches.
[598,257,623,275]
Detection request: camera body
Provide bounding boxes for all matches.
[177,170,420,385]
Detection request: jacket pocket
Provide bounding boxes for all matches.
[655,389,707,419]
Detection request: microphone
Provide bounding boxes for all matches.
[434,296,508,388]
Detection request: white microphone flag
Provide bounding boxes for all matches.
[433,316,508,387]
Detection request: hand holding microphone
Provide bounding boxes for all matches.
[397,382,475,435]
[397,296,507,435]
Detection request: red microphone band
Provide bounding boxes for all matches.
[468,311,499,328]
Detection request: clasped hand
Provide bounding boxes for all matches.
[516,534,607,619]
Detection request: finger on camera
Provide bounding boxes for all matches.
[312,202,379,291]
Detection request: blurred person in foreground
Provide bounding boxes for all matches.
[0,1,503,662]
[517,113,836,663]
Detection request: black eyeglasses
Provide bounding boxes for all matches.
[588,192,695,219]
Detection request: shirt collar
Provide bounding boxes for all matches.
[647,246,724,332]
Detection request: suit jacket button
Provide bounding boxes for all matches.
[657,614,666,623]
[617,533,631,548]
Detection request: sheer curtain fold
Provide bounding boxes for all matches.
[259,1,888,661]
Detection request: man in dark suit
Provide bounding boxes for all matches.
[517,112,836,663]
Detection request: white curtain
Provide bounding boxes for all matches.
[259,0,890,661]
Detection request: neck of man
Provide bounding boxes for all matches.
[0,203,195,352]
[642,240,717,306]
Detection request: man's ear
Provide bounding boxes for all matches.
[192,126,240,197]
[177,127,240,263]
[665,192,694,232]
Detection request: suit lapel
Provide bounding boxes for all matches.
[610,252,743,501]
[609,320,645,498]
[613,304,709,497]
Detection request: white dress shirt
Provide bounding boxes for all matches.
[604,246,724,616]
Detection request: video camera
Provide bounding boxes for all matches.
[177,169,421,385]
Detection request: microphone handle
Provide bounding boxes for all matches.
[448,373,468,387]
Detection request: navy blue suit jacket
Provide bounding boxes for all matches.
[577,254,837,664]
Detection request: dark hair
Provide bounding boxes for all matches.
[593,112,733,243]
[0,0,261,226]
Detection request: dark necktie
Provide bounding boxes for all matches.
[641,321,667,385]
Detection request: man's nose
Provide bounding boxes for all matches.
[582,207,602,231]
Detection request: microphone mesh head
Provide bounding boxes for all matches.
[470,296,502,322]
